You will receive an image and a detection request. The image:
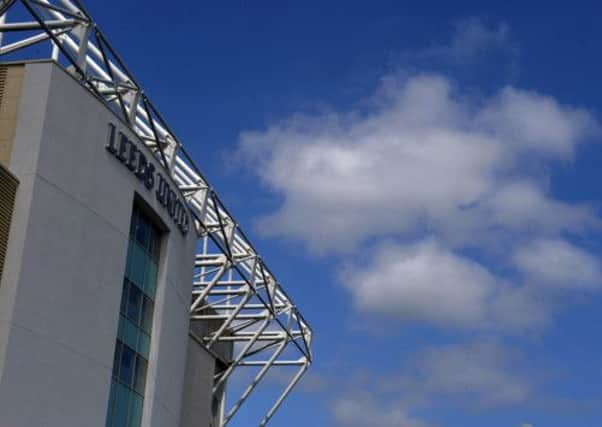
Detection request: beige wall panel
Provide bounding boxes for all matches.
[0,65,25,167]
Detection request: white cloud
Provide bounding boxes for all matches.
[415,340,531,406]
[239,73,597,254]
[480,180,595,235]
[476,87,595,157]
[340,238,545,330]
[333,396,430,427]
[237,20,601,335]
[331,340,531,426]
[513,239,602,289]
[341,239,490,325]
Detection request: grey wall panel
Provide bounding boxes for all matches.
[0,61,200,427]
[0,62,52,379]
[7,175,127,362]
[0,319,112,426]
[145,275,192,427]
[179,337,217,427]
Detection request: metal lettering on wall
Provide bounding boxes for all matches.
[106,123,190,235]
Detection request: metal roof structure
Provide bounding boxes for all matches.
[0,1,313,425]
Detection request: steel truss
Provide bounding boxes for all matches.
[0,1,313,426]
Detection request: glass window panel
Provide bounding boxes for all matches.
[117,317,126,343]
[108,205,162,427]
[138,333,150,359]
[144,262,157,299]
[120,280,129,315]
[130,244,146,287]
[150,234,160,263]
[125,247,134,283]
[133,356,147,395]
[147,232,155,259]
[125,244,133,279]
[128,393,143,427]
[141,297,153,333]
[140,246,149,287]
[106,381,117,427]
[122,317,138,351]
[135,218,149,249]
[126,285,142,325]
[112,342,122,379]
[113,383,130,427]
[119,344,135,387]
[127,245,137,284]
[129,210,138,238]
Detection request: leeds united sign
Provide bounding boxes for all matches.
[106,123,190,235]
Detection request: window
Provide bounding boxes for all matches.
[106,206,162,427]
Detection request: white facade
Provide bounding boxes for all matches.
[0,61,220,426]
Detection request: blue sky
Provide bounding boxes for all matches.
[83,2,602,426]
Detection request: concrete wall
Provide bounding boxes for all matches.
[179,320,232,427]
[0,61,200,427]
[180,336,220,427]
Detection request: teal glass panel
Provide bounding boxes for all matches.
[141,298,153,333]
[133,356,147,394]
[137,332,150,359]
[130,244,146,287]
[149,232,160,263]
[135,216,149,250]
[125,244,134,279]
[120,281,128,315]
[128,244,137,285]
[145,262,157,298]
[107,206,161,427]
[129,210,138,238]
[128,393,143,427]
[118,344,135,387]
[106,381,117,427]
[113,383,130,427]
[112,342,122,379]
[117,318,126,343]
[120,317,138,352]
[126,285,142,325]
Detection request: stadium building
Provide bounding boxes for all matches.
[0,1,313,427]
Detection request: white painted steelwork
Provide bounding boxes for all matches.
[0,1,313,426]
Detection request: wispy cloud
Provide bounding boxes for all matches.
[411,340,531,407]
[330,339,532,426]
[390,17,520,81]
[512,238,602,289]
[419,17,517,63]
[333,396,431,427]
